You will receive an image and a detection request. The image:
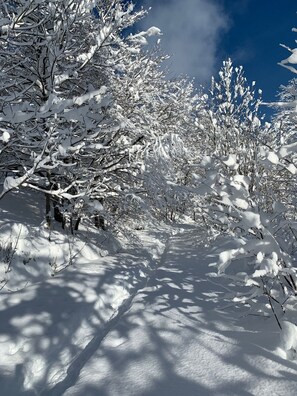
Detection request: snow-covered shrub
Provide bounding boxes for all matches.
[280,321,297,359]
[202,150,297,327]
[194,60,297,327]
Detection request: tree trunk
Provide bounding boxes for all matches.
[45,193,51,229]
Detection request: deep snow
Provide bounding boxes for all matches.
[60,231,297,396]
[1,192,297,395]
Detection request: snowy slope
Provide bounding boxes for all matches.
[0,190,172,395]
[58,230,297,396]
[1,192,297,395]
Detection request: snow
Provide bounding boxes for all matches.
[222,154,237,169]
[280,321,297,359]
[146,26,162,36]
[286,163,297,174]
[129,26,162,46]
[240,210,261,230]
[217,248,243,273]
[39,87,107,115]
[233,198,249,210]
[282,48,297,65]
[252,252,279,277]
[279,142,297,158]
[1,193,297,395]
[231,174,250,191]
[60,232,297,396]
[2,175,27,194]
[267,151,279,164]
[0,131,10,143]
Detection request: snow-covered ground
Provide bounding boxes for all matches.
[1,192,297,395]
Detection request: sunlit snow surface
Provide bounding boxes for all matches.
[1,194,297,395]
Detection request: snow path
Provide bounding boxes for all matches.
[43,235,172,396]
[2,227,297,395]
[57,229,297,396]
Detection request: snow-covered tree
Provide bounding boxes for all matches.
[198,59,262,177]
[272,80,297,146]
[193,60,264,228]
[0,0,194,230]
[192,59,297,326]
[139,78,197,221]
[0,0,145,228]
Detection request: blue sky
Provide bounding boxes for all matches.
[135,0,297,104]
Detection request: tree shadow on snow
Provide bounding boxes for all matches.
[1,228,297,395]
[77,230,297,396]
[0,250,148,395]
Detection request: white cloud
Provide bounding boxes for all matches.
[138,0,229,84]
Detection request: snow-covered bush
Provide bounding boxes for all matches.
[194,59,297,327]
[201,146,297,328]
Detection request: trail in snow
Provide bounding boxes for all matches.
[62,229,297,396]
[44,235,173,396]
[1,225,297,395]
[1,189,176,395]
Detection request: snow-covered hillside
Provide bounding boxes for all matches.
[1,192,297,396]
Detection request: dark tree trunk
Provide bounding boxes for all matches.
[45,193,51,229]
[94,215,105,230]
[74,217,81,231]
[94,198,105,230]
[53,202,64,225]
